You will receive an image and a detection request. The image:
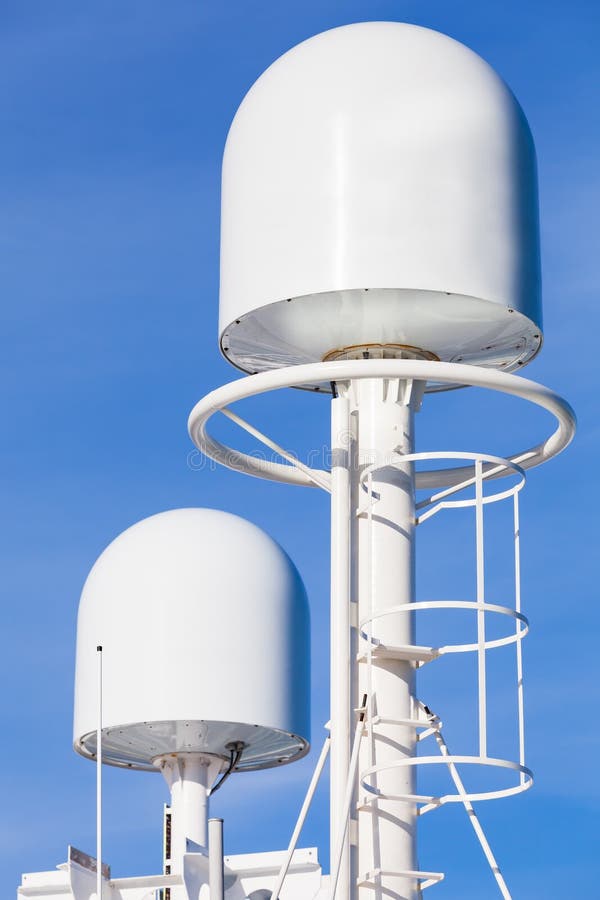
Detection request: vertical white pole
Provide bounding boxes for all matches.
[330,393,352,897]
[96,645,103,900]
[208,817,224,900]
[433,729,511,899]
[475,460,487,759]
[353,378,418,900]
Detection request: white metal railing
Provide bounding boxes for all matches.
[187,359,575,490]
[356,450,531,896]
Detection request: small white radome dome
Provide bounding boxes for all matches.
[73,508,310,771]
[219,22,542,385]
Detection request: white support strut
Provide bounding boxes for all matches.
[351,377,419,900]
[272,735,331,900]
[430,719,512,899]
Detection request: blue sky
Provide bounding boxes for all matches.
[1,1,598,897]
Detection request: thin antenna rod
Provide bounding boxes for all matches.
[96,645,103,900]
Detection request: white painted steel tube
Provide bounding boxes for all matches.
[208,818,225,900]
[159,755,222,876]
[182,756,211,850]
[330,395,352,898]
[352,378,418,899]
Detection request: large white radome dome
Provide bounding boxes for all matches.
[73,508,311,771]
[219,22,542,387]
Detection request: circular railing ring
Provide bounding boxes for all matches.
[360,754,533,806]
[188,360,575,489]
[360,600,529,657]
[359,451,525,511]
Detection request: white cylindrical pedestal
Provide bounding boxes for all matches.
[331,377,418,900]
[356,378,417,899]
[330,394,352,898]
[158,753,223,883]
[209,817,225,900]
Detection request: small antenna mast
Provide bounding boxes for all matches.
[96,645,102,900]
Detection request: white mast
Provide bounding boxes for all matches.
[331,376,421,896]
[352,377,418,896]
[189,357,575,898]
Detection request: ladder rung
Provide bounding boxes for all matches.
[357,644,439,663]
